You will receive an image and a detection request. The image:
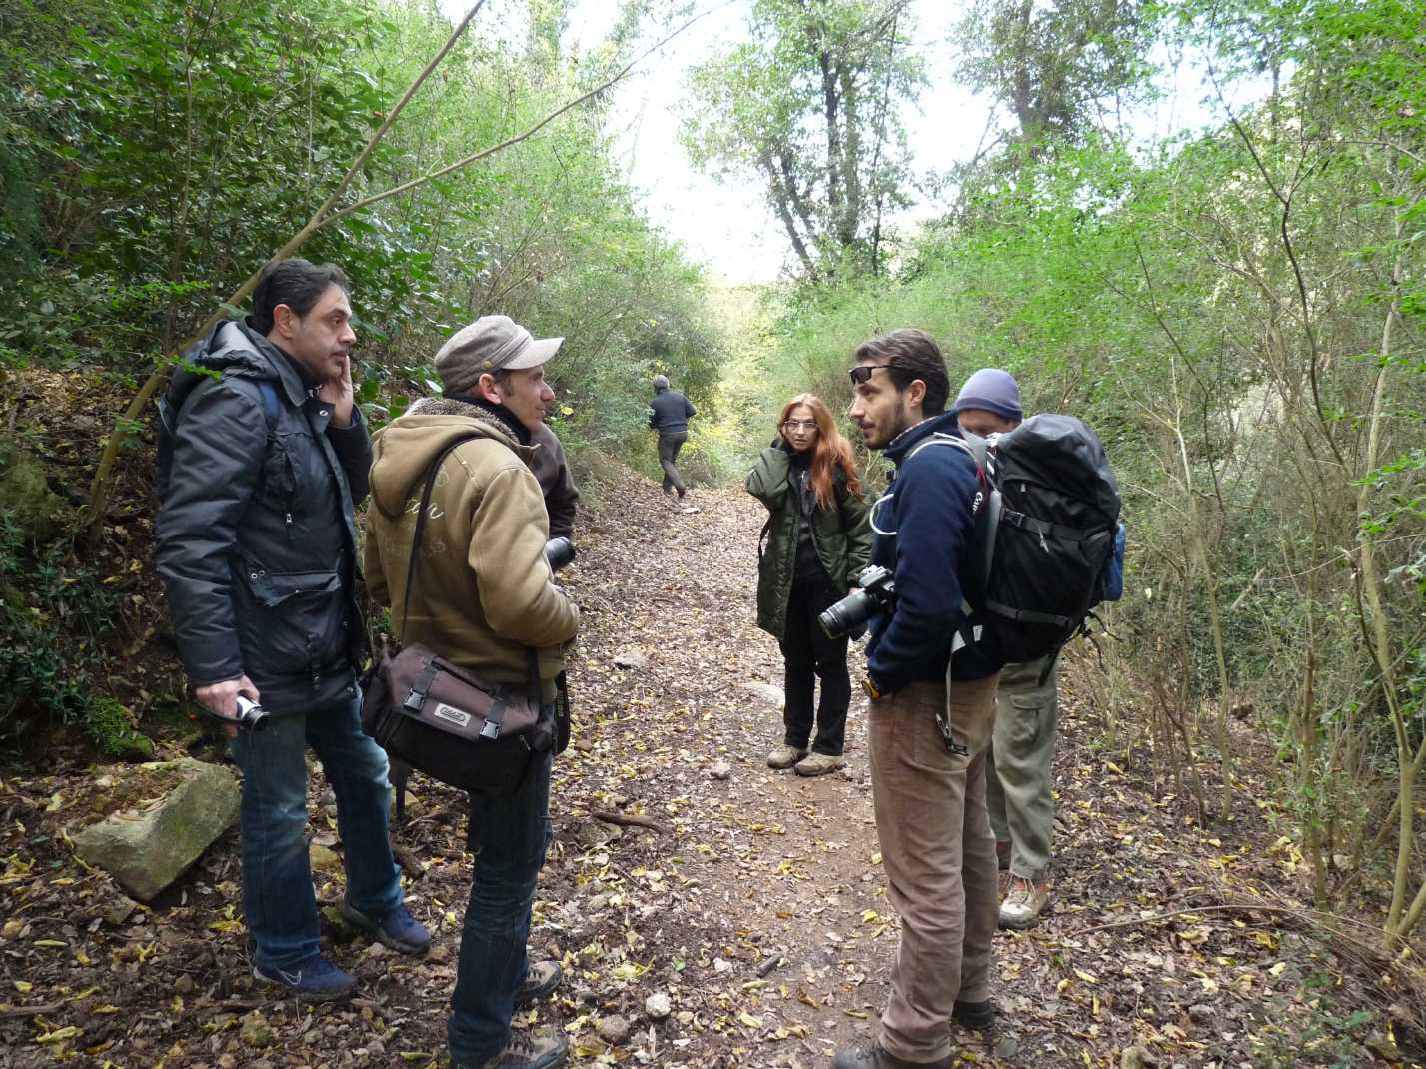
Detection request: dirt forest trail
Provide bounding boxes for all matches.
[0,462,1415,1069]
[550,468,1415,1068]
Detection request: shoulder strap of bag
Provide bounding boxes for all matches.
[399,434,484,634]
[398,432,549,711]
[256,379,281,430]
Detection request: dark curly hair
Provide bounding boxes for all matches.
[248,259,350,335]
[852,328,950,415]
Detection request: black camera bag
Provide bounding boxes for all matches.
[361,435,552,799]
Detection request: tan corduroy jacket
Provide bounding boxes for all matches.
[363,399,579,700]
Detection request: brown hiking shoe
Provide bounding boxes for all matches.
[515,960,562,1006]
[793,752,845,777]
[832,1043,952,1068]
[999,874,1050,930]
[463,1029,569,1069]
[766,744,808,770]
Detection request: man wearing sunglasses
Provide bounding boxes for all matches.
[835,330,1005,1069]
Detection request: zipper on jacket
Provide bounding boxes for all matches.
[285,512,294,541]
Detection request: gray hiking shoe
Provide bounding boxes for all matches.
[766,744,808,770]
[515,960,562,1006]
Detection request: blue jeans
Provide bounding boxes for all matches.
[448,746,553,1065]
[230,686,401,971]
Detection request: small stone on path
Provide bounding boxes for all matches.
[596,1014,632,1043]
[709,760,732,780]
[645,991,672,1019]
[240,1010,273,1049]
[739,681,785,709]
[613,649,648,669]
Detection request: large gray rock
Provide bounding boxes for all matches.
[71,758,240,901]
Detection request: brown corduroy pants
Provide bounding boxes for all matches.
[868,673,1001,1063]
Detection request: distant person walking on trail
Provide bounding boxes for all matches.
[834,330,1005,1069]
[648,373,695,498]
[155,258,429,1003]
[365,314,580,1069]
[747,393,872,777]
[950,368,1059,931]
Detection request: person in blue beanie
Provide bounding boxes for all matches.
[950,370,1058,932]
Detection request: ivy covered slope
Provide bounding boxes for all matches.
[0,0,725,753]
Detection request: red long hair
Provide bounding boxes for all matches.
[778,393,861,511]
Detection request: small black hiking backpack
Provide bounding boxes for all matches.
[912,415,1122,664]
[154,374,280,502]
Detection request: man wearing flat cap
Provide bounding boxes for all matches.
[364,314,580,1069]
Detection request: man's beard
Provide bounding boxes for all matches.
[877,400,915,448]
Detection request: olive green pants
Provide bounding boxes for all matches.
[985,654,1060,881]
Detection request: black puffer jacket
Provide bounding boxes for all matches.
[155,320,371,712]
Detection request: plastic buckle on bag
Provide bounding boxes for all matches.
[403,689,424,712]
[479,720,501,740]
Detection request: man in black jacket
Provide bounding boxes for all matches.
[530,422,579,540]
[647,374,695,498]
[156,259,428,1002]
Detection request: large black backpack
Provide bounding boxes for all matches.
[911,415,1122,664]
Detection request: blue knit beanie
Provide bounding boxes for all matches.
[950,368,1022,423]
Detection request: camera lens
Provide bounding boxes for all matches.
[819,589,870,639]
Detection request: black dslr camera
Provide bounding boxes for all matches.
[818,564,896,639]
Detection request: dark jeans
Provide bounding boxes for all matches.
[658,431,688,495]
[448,746,554,1065]
[779,576,851,756]
[229,687,401,971]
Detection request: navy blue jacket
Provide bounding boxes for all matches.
[648,388,695,434]
[866,413,1003,694]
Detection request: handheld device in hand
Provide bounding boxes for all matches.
[232,695,270,730]
[545,536,576,572]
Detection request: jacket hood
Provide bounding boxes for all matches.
[369,399,534,520]
[176,319,310,409]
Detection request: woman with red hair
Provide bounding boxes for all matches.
[746,394,872,776]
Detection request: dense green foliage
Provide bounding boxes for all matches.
[0,0,724,748]
[0,0,722,443]
[740,0,1425,937]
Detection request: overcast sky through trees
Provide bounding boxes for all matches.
[443,0,1259,284]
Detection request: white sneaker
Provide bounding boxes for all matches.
[793,752,846,777]
[999,875,1051,929]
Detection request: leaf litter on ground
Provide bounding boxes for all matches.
[0,453,1421,1067]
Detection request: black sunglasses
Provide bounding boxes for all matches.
[848,364,891,386]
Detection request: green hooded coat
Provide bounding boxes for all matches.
[746,444,873,641]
